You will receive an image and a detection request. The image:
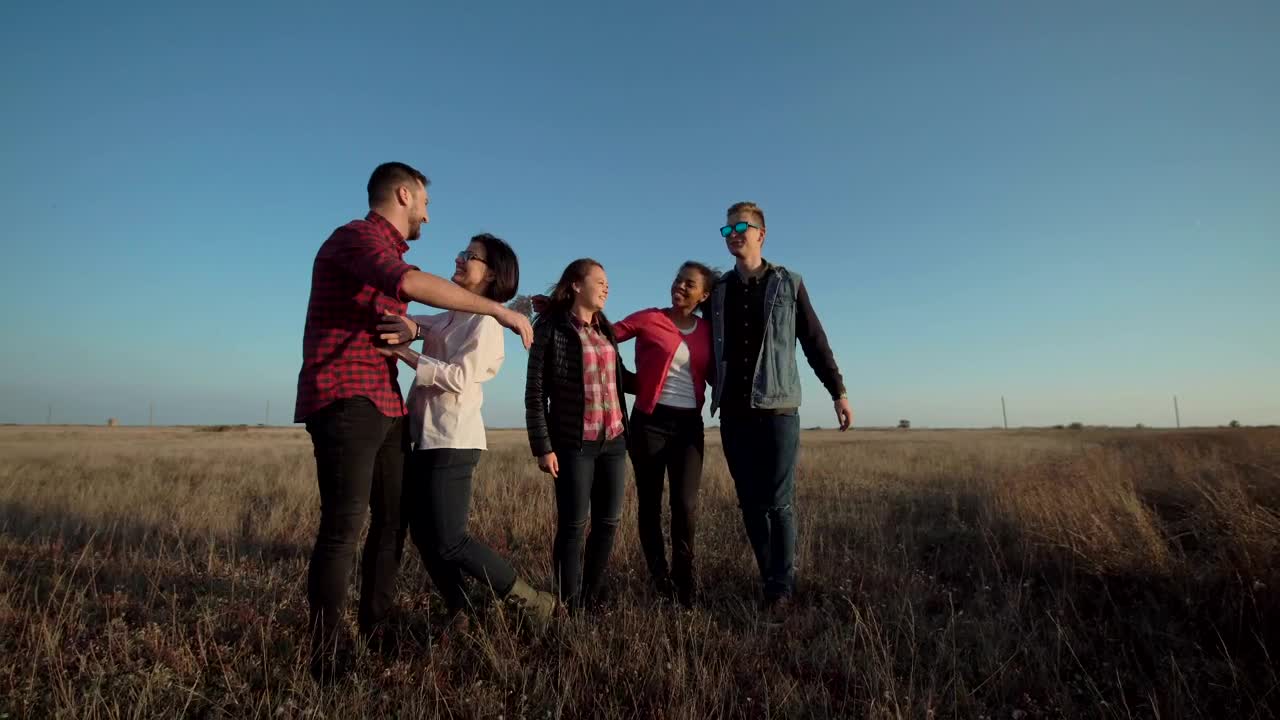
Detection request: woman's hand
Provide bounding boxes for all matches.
[537,452,559,478]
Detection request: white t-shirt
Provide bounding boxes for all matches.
[656,321,699,409]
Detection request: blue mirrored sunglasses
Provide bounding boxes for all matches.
[720,221,761,238]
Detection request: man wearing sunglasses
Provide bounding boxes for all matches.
[710,201,852,617]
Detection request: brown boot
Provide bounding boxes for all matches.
[505,577,558,630]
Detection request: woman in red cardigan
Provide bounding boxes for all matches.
[611,261,717,606]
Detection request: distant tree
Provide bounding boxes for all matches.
[508,294,534,319]
[898,419,910,429]
[1229,420,1241,428]
[1068,422,1084,430]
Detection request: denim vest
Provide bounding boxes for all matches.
[710,263,804,414]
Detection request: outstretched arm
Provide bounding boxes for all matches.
[400,271,532,348]
[326,225,530,348]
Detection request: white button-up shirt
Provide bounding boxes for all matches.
[405,311,504,451]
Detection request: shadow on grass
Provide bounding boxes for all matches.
[800,476,1280,718]
[0,499,310,563]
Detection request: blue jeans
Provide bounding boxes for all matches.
[552,435,628,608]
[719,412,800,599]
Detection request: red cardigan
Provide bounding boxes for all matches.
[612,308,713,414]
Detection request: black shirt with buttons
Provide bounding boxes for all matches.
[721,267,772,414]
[719,262,847,416]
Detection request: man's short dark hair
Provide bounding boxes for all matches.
[471,233,520,303]
[367,162,429,207]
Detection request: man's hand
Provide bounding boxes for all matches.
[537,452,559,478]
[497,307,534,349]
[834,397,853,431]
[377,314,418,345]
[376,341,415,363]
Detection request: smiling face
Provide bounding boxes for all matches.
[723,209,765,261]
[670,265,711,313]
[574,265,609,313]
[401,180,430,241]
[451,239,494,296]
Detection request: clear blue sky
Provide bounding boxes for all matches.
[1,1,1277,428]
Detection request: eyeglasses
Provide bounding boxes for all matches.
[457,250,488,265]
[720,221,762,238]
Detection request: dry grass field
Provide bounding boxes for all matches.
[1,425,1277,718]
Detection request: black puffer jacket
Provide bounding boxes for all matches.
[525,311,633,457]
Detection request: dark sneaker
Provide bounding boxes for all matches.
[582,584,613,613]
[762,594,793,626]
[653,575,678,602]
[360,624,403,659]
[308,648,354,685]
[674,582,698,609]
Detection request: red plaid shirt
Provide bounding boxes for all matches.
[573,316,625,442]
[294,212,419,422]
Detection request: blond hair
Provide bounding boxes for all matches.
[726,201,766,229]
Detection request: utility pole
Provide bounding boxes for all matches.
[149,401,155,427]
[1001,396,1008,430]
[265,399,271,426]
[1173,395,1181,429]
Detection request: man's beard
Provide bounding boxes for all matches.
[406,218,423,241]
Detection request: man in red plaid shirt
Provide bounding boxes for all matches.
[296,162,531,682]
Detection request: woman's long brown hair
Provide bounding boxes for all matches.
[539,258,614,340]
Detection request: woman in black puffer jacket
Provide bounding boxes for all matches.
[525,258,632,611]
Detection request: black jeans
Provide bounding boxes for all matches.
[552,435,628,608]
[304,397,407,648]
[405,448,517,613]
[628,405,704,596]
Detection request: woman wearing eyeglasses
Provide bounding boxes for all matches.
[525,258,632,612]
[379,233,558,633]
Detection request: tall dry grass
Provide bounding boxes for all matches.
[0,426,1277,718]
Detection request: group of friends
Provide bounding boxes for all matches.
[295,162,852,681]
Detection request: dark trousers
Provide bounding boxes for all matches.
[405,448,517,613]
[552,435,628,608]
[628,405,704,595]
[719,412,800,599]
[303,397,407,648]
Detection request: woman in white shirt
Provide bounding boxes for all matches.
[380,233,557,631]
